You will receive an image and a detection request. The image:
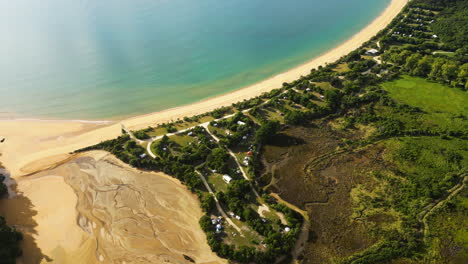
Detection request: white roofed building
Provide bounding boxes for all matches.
[222,175,232,183]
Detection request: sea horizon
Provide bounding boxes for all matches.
[0,0,390,121]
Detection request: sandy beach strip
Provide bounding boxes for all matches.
[0,0,408,175]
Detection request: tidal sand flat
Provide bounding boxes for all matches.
[1,151,224,264]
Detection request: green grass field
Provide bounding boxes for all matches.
[333,63,350,73]
[382,75,468,114]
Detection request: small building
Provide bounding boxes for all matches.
[211,219,217,225]
[223,175,233,183]
[306,88,311,92]
[247,151,253,156]
[242,135,247,140]
[284,227,291,233]
[237,121,246,126]
[139,153,147,159]
[365,49,379,55]
[432,34,438,38]
[235,215,241,220]
[187,131,193,136]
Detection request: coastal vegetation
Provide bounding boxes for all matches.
[0,169,23,264]
[75,0,467,263]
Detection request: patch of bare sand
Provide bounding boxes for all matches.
[0,174,98,264]
[2,151,225,264]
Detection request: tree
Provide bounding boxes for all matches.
[206,148,230,173]
[284,110,308,125]
[393,50,413,65]
[404,53,422,73]
[255,121,280,144]
[457,63,468,88]
[412,55,432,77]
[428,58,446,81]
[441,62,459,83]
[133,130,150,140]
[0,175,23,264]
[0,175,7,198]
[201,194,215,212]
[324,89,343,109]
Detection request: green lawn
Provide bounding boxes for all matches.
[175,115,214,130]
[333,63,350,73]
[147,127,167,137]
[312,81,335,91]
[223,218,264,248]
[171,134,195,148]
[207,173,229,193]
[381,75,468,114]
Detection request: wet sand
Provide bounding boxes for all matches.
[0,151,224,264]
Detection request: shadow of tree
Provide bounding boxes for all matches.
[268,133,306,147]
[0,183,52,263]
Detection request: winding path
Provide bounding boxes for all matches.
[195,170,243,234]
[420,174,467,242]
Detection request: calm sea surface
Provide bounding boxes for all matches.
[0,0,389,120]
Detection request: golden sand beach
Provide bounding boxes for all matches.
[0,0,408,263]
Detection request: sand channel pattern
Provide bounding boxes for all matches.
[3,151,225,264]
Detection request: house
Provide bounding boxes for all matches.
[139,153,147,159]
[237,121,246,126]
[365,49,379,55]
[222,175,233,183]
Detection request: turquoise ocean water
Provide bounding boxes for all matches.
[0,0,390,120]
